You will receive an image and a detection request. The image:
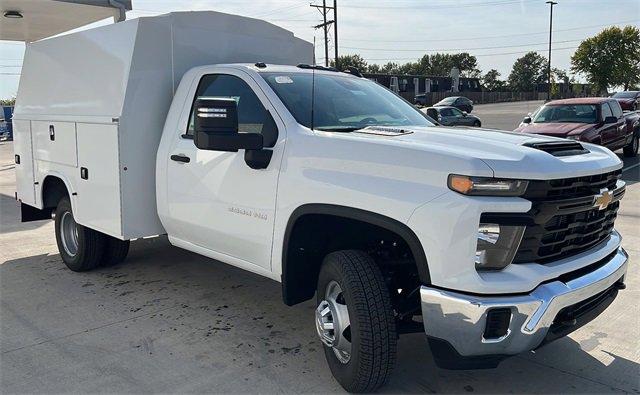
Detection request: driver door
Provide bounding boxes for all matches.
[164,70,285,271]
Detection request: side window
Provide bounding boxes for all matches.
[609,101,623,118]
[601,103,613,120]
[450,108,464,117]
[426,108,438,119]
[187,74,269,137]
[440,108,453,117]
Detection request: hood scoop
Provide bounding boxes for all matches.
[355,126,413,137]
[523,141,590,157]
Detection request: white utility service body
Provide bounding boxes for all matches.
[13,11,312,240]
[13,11,628,392]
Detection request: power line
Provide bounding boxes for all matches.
[340,19,639,43]
[340,0,537,9]
[341,39,582,52]
[361,45,579,62]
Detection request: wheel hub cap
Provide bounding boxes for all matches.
[60,211,79,257]
[315,280,352,363]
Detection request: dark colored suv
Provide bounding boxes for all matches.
[433,96,474,113]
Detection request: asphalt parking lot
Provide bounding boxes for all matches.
[1,102,639,393]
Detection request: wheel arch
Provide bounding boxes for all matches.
[281,203,430,306]
[41,173,73,209]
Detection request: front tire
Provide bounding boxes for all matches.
[473,121,481,127]
[623,132,639,157]
[316,250,397,393]
[54,197,106,272]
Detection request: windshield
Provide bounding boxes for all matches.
[613,91,636,98]
[260,72,434,131]
[532,104,598,124]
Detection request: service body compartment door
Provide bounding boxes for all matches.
[12,120,36,205]
[32,121,78,167]
[74,123,122,237]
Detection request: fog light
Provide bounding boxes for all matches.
[476,223,525,270]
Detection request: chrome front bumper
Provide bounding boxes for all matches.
[420,247,628,357]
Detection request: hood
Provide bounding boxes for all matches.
[514,122,594,136]
[343,125,622,180]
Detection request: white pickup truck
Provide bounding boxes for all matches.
[13,12,628,393]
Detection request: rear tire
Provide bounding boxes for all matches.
[623,132,639,157]
[316,250,397,393]
[54,197,106,272]
[100,237,130,267]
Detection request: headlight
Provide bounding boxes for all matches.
[448,175,528,196]
[566,135,580,141]
[475,223,525,270]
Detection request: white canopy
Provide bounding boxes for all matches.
[0,0,132,42]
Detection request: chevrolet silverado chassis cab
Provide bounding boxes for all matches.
[13,12,628,393]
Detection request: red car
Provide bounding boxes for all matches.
[612,91,640,111]
[515,97,639,157]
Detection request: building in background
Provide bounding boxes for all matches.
[363,73,482,102]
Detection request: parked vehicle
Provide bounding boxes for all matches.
[0,118,9,140]
[515,98,639,157]
[414,93,428,106]
[1,106,13,140]
[433,96,474,113]
[423,106,481,127]
[612,91,640,111]
[13,12,629,393]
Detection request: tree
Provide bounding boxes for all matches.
[0,98,15,106]
[450,53,481,78]
[482,69,506,91]
[508,51,547,92]
[571,25,640,92]
[330,54,368,71]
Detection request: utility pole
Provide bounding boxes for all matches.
[334,0,338,70]
[546,1,557,101]
[311,1,335,67]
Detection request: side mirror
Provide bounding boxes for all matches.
[462,111,468,117]
[193,97,263,152]
[522,116,532,124]
[603,116,617,124]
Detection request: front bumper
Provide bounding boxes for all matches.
[420,246,628,360]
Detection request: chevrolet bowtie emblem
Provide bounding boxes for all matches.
[593,188,613,210]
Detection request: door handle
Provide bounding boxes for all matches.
[170,154,191,163]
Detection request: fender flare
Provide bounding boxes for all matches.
[281,204,431,304]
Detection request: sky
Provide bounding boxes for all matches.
[1,0,639,99]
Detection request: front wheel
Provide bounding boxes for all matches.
[54,197,106,271]
[623,132,639,157]
[473,121,481,127]
[316,250,397,393]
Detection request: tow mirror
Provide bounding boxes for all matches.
[603,116,617,124]
[193,97,263,152]
[522,116,532,124]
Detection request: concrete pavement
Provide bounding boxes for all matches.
[473,100,544,131]
[1,116,639,393]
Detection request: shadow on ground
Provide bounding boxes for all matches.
[1,236,636,393]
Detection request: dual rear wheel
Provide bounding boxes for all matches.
[54,197,129,272]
